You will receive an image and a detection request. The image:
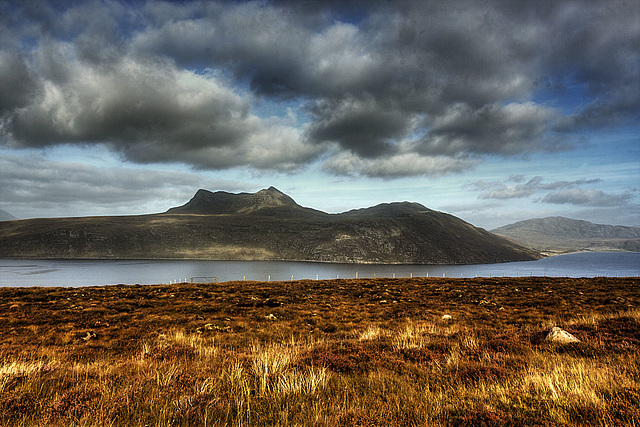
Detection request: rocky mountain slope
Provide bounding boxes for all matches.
[0,187,539,264]
[492,216,640,254]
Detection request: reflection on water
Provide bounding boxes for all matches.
[0,252,638,287]
[18,268,61,275]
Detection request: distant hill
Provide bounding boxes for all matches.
[0,187,539,264]
[492,217,640,254]
[0,209,17,222]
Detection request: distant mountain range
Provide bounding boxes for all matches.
[492,216,640,254]
[0,209,17,222]
[0,187,538,264]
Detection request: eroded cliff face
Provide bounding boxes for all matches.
[0,188,539,264]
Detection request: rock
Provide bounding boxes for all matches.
[442,314,453,321]
[81,331,97,341]
[265,314,277,321]
[196,323,230,333]
[545,327,580,343]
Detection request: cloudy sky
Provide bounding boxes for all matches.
[1,0,638,229]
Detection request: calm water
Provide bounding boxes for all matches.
[0,252,638,287]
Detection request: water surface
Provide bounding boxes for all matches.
[1,252,638,287]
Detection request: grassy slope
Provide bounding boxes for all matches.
[1,277,639,426]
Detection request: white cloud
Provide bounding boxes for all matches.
[323,150,477,178]
[473,176,604,200]
[542,189,631,207]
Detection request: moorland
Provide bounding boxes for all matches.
[1,276,639,426]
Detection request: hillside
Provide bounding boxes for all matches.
[492,216,640,254]
[0,209,17,222]
[0,187,539,264]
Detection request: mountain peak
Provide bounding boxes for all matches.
[167,187,301,215]
[0,209,17,222]
[341,201,432,218]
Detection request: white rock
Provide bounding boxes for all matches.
[546,327,580,343]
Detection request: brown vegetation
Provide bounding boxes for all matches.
[1,277,639,426]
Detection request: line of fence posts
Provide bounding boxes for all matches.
[178,270,637,284]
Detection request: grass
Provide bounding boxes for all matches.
[0,277,639,426]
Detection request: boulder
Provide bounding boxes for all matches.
[545,327,580,343]
[81,331,97,341]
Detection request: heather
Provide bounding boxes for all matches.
[1,277,638,426]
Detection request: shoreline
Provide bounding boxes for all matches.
[2,251,639,288]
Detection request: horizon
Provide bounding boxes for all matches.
[2,186,638,231]
[1,0,638,230]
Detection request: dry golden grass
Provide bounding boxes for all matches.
[0,277,639,426]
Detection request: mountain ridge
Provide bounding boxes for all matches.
[0,188,539,264]
[166,186,310,216]
[492,216,640,254]
[0,209,17,222]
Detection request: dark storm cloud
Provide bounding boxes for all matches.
[130,0,640,173]
[0,0,638,177]
[0,51,39,115]
[2,40,319,171]
[421,103,563,156]
[307,97,413,158]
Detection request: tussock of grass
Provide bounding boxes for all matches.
[0,277,638,426]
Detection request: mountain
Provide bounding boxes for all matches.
[0,187,539,264]
[0,209,17,222]
[166,187,324,218]
[492,216,640,254]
